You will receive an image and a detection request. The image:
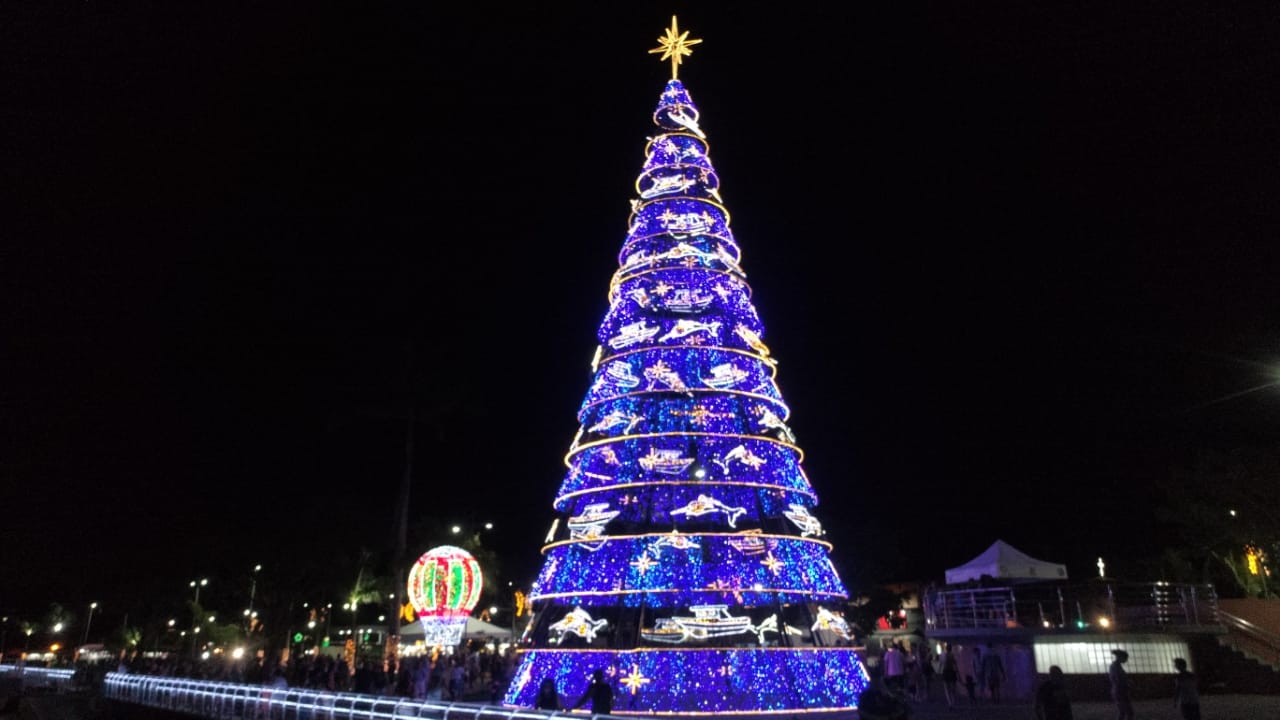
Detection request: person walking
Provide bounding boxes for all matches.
[939,644,959,707]
[882,642,906,694]
[573,669,614,715]
[980,643,1006,703]
[536,677,563,710]
[971,646,986,701]
[1108,649,1134,720]
[1034,665,1073,720]
[1173,657,1200,720]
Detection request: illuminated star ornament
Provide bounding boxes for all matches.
[648,16,703,79]
[621,665,652,695]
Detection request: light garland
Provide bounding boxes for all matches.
[504,648,870,714]
[508,19,867,715]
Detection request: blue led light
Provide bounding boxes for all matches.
[511,78,866,715]
[505,648,870,714]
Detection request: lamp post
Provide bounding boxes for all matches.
[248,565,261,618]
[190,578,209,605]
[82,603,98,646]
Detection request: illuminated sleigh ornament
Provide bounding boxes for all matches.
[640,605,778,644]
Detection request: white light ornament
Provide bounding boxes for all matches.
[713,444,767,473]
[568,503,620,551]
[657,286,716,314]
[588,411,645,434]
[702,362,749,389]
[783,504,825,537]
[549,607,609,644]
[640,605,778,644]
[658,210,714,238]
[647,530,702,558]
[644,360,690,392]
[610,320,661,349]
[658,319,721,343]
[670,494,747,528]
[811,607,853,641]
[603,361,641,390]
[639,447,696,475]
[755,407,796,443]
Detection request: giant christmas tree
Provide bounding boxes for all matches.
[503,18,869,715]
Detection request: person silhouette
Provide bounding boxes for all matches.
[1108,649,1133,720]
[1034,665,1072,720]
[573,669,614,715]
[536,677,563,710]
[1173,657,1200,720]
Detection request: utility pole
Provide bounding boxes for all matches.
[386,405,413,667]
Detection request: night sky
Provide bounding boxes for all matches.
[6,2,1279,619]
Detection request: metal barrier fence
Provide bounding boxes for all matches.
[0,664,77,690]
[102,673,626,720]
[925,582,1220,632]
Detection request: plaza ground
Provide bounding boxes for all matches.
[858,694,1280,720]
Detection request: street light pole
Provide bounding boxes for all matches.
[190,578,208,606]
[82,603,98,646]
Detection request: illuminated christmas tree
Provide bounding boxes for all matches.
[503,18,869,715]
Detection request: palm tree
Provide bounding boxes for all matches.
[20,621,39,654]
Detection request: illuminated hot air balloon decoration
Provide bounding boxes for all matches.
[407,545,484,646]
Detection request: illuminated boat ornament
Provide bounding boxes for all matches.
[568,503,620,551]
[783,503,824,537]
[662,242,719,263]
[811,607,852,641]
[640,605,778,644]
[726,528,769,556]
[702,362,748,389]
[549,606,609,644]
[640,173,698,199]
[603,361,641,389]
[609,320,661,349]
[658,319,721,343]
[658,210,714,238]
[638,447,696,475]
[659,286,716,313]
[626,287,652,307]
[670,494,747,527]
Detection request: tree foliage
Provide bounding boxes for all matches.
[1154,446,1279,597]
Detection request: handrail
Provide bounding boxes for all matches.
[102,672,630,720]
[1217,608,1280,664]
[0,664,77,688]
[924,581,1219,631]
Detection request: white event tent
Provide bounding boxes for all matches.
[399,616,513,641]
[944,539,1068,585]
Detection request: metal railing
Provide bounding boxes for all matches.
[102,673,627,720]
[1217,608,1280,669]
[0,664,77,690]
[925,582,1219,632]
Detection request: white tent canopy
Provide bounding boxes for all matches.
[399,616,513,640]
[944,539,1068,584]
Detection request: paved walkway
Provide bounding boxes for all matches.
[884,694,1280,720]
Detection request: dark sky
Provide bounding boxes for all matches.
[6,2,1280,619]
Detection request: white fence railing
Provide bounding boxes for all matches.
[102,673,625,720]
[0,664,77,690]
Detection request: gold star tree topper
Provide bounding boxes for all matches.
[648,16,702,79]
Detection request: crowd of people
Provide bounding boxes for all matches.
[859,642,1202,720]
[112,644,518,702]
